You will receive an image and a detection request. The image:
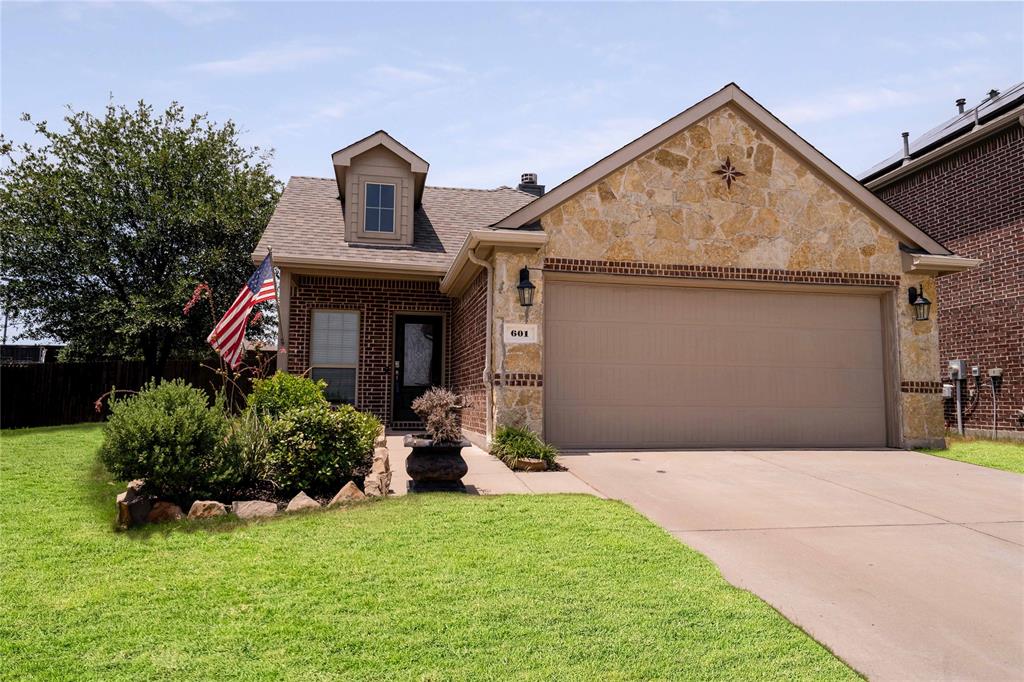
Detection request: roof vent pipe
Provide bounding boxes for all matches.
[901,131,911,160]
[988,89,1000,100]
[956,98,966,114]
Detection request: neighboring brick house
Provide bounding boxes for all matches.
[860,83,1023,440]
[256,83,980,451]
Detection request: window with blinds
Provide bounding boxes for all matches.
[310,310,359,404]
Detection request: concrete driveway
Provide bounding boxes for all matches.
[563,449,1024,681]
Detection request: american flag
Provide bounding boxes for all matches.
[208,253,276,368]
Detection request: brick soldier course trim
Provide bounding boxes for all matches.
[901,381,944,394]
[492,373,544,387]
[544,258,901,287]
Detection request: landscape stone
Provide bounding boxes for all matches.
[232,500,278,519]
[285,491,321,512]
[364,447,392,497]
[187,500,227,519]
[329,481,366,506]
[115,479,151,529]
[146,501,184,523]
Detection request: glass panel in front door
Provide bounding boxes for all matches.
[403,323,434,386]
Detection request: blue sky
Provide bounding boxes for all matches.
[3,1,1021,188]
[1,1,1021,341]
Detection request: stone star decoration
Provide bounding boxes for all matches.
[713,157,745,189]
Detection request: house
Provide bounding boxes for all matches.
[255,83,979,451]
[860,83,1023,440]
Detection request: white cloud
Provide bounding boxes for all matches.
[431,116,660,189]
[190,44,350,76]
[371,65,441,86]
[146,1,237,26]
[776,86,924,125]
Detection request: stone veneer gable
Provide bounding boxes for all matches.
[483,103,945,447]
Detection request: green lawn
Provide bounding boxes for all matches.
[919,436,1024,474]
[1,424,856,680]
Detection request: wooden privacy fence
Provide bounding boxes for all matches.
[1,354,276,428]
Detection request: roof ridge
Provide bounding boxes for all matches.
[425,184,512,192]
[290,175,334,181]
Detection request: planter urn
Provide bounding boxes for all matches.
[403,435,469,492]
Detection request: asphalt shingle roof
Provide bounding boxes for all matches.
[255,176,536,270]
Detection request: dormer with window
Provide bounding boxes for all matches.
[331,131,428,246]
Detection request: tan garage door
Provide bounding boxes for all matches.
[545,280,888,449]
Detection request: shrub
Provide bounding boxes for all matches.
[221,410,272,488]
[247,371,328,418]
[491,425,558,470]
[99,379,235,500]
[264,403,379,494]
[411,387,464,444]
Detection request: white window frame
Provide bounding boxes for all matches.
[363,181,396,234]
[309,309,360,404]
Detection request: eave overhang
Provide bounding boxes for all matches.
[440,229,549,296]
[901,252,983,276]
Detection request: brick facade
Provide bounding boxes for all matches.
[287,275,451,427]
[876,124,1024,435]
[449,270,487,436]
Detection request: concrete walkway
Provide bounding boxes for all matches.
[385,435,602,496]
[563,448,1024,681]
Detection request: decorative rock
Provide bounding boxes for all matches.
[232,500,278,519]
[364,447,392,497]
[187,500,227,519]
[286,491,321,512]
[146,501,184,523]
[514,457,547,472]
[329,481,366,506]
[115,479,151,529]
[374,427,387,449]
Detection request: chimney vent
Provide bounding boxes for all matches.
[517,172,545,198]
[901,131,911,160]
[988,88,1000,100]
[956,98,966,114]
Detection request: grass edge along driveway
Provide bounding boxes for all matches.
[918,436,1024,474]
[1,424,858,680]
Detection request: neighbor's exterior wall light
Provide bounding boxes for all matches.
[908,286,931,321]
[517,267,536,307]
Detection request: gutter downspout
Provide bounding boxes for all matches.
[466,248,493,444]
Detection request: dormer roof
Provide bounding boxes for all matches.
[331,130,429,204]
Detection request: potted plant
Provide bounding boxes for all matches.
[404,387,470,492]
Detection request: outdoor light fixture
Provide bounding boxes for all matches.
[517,267,536,307]
[908,286,931,321]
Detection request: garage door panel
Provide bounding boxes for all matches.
[548,321,883,370]
[545,281,888,449]
[548,364,884,408]
[547,282,881,331]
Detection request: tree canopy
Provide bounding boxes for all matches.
[0,100,281,376]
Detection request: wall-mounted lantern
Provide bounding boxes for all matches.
[517,267,536,307]
[908,286,931,321]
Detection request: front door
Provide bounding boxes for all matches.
[393,315,443,423]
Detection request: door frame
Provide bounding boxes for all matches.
[542,272,901,449]
[391,311,446,423]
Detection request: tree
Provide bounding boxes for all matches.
[0,100,281,377]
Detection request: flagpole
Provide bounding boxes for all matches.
[269,247,282,371]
